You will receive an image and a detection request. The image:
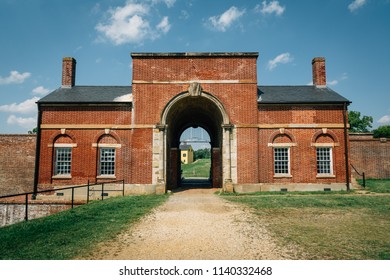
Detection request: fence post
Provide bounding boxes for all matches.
[71,187,75,209]
[363,172,366,188]
[122,180,125,197]
[25,194,28,221]
[101,183,104,200]
[87,180,90,204]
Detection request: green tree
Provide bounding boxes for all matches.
[194,148,211,160]
[373,125,390,138]
[348,111,373,132]
[28,127,37,134]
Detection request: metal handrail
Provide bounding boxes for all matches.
[350,164,365,188]
[0,179,125,222]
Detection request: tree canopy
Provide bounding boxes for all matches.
[373,125,390,138]
[194,148,211,160]
[348,111,373,132]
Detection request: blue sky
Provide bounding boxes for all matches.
[1,0,389,134]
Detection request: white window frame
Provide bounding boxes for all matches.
[54,147,72,177]
[98,147,116,177]
[273,147,291,176]
[316,147,334,176]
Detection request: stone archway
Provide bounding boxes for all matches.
[154,86,233,191]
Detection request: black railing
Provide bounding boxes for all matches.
[0,179,125,222]
[351,164,365,188]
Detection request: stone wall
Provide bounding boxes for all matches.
[0,202,70,227]
[0,135,36,196]
[350,133,390,179]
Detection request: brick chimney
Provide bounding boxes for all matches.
[62,57,76,88]
[312,57,326,87]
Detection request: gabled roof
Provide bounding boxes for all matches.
[258,86,350,104]
[180,144,193,150]
[37,85,350,105]
[38,86,132,104]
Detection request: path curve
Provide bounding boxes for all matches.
[86,188,292,260]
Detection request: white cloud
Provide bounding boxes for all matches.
[256,1,285,16]
[0,97,39,115]
[0,71,31,85]
[208,6,246,32]
[267,52,293,70]
[180,10,190,20]
[327,73,348,86]
[96,3,150,45]
[95,1,172,45]
[32,86,50,96]
[7,115,36,129]
[156,16,171,33]
[113,93,133,102]
[162,0,176,8]
[378,115,390,124]
[348,0,367,12]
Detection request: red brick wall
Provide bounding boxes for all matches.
[38,105,135,188]
[41,105,131,124]
[0,135,36,196]
[257,104,348,184]
[132,55,258,185]
[258,105,345,124]
[258,128,348,184]
[350,134,390,179]
[132,56,257,82]
[34,54,355,190]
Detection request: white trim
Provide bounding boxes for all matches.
[54,143,77,148]
[316,146,334,175]
[52,174,72,179]
[316,174,336,178]
[92,143,121,148]
[268,143,297,147]
[96,175,116,179]
[52,143,77,148]
[273,174,292,178]
[311,143,338,147]
[273,146,291,176]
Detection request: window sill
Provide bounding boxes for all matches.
[316,174,336,178]
[96,175,116,179]
[52,175,72,179]
[274,174,292,178]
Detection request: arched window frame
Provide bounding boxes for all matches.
[93,132,121,179]
[268,129,297,178]
[50,133,77,179]
[312,129,339,178]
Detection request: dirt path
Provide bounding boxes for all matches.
[86,188,292,260]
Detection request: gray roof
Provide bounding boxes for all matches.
[180,144,193,150]
[258,86,350,104]
[38,85,350,105]
[38,86,132,104]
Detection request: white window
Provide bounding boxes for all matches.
[99,148,116,175]
[316,147,333,174]
[54,147,72,175]
[274,147,290,175]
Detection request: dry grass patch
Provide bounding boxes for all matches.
[224,194,390,260]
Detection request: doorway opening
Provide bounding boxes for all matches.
[179,127,211,188]
[162,92,228,190]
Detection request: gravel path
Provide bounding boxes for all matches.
[87,188,292,260]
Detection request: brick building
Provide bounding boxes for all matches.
[35,53,352,193]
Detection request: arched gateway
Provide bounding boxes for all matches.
[158,87,233,190]
[35,52,352,194]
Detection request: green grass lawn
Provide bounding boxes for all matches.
[359,178,390,193]
[0,194,168,260]
[222,179,390,260]
[181,159,211,178]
